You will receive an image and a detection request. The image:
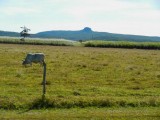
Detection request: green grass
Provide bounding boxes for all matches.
[0,36,76,46]
[1,37,160,50]
[84,41,160,49]
[0,43,160,118]
[0,107,160,119]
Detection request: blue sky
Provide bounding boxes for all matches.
[0,0,160,36]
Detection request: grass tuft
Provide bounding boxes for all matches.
[29,97,54,109]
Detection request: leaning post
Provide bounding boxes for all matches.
[42,62,47,100]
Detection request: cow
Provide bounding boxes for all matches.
[22,53,45,66]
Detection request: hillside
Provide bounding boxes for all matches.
[0,30,19,37]
[0,27,160,42]
[34,27,160,42]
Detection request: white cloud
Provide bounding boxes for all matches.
[1,7,39,15]
[0,0,160,36]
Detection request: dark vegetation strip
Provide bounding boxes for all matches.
[1,37,160,49]
[84,41,160,50]
[0,98,160,110]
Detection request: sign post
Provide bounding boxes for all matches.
[42,62,46,100]
[22,53,47,100]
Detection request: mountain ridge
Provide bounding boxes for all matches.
[0,27,160,42]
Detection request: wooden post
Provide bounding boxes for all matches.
[42,62,46,98]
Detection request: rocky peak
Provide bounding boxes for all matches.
[81,27,93,32]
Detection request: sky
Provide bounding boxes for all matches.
[0,0,160,36]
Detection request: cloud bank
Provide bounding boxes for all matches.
[0,0,160,36]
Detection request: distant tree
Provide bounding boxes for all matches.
[79,39,83,43]
[20,26,31,41]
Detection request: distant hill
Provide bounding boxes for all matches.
[0,27,160,42]
[0,30,19,37]
[33,27,160,42]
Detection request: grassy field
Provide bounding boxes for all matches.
[1,36,160,49]
[0,36,76,46]
[0,43,160,119]
[84,40,160,49]
[0,107,160,119]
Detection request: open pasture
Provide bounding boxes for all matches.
[0,43,160,119]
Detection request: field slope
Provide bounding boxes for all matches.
[0,43,160,119]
